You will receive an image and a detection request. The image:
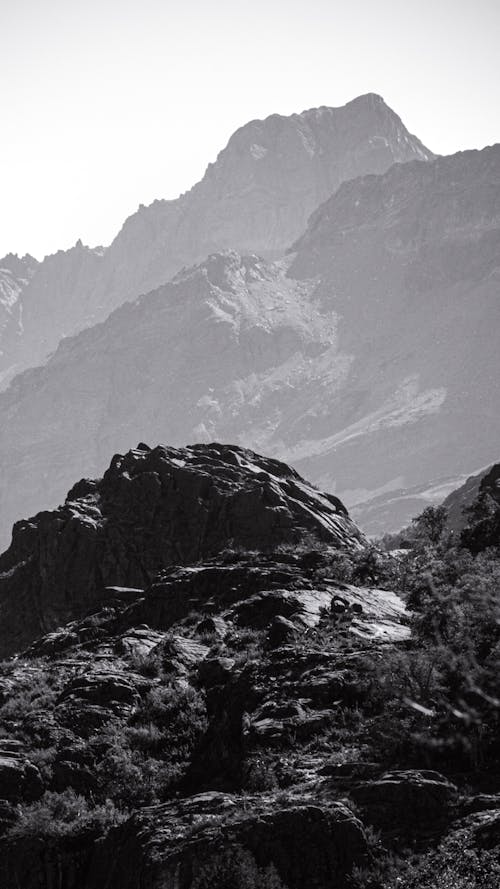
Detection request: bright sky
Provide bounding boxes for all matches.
[1,0,499,260]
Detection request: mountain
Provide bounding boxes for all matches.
[0,253,38,381]
[0,94,433,388]
[0,142,498,545]
[0,442,362,656]
[289,143,500,532]
[0,251,348,546]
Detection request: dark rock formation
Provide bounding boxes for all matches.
[0,442,361,655]
[0,748,43,803]
[460,462,500,551]
[350,770,458,840]
[84,792,368,889]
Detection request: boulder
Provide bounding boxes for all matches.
[0,750,43,802]
[267,615,301,648]
[350,769,458,838]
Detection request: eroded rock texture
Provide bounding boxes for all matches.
[0,442,361,655]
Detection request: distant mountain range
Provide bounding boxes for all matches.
[0,94,432,389]
[0,94,498,546]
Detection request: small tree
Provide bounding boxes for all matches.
[411,505,448,546]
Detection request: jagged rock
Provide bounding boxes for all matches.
[56,672,141,733]
[194,616,227,638]
[350,769,458,838]
[459,794,500,816]
[248,700,334,746]
[267,615,302,648]
[158,636,210,675]
[0,443,361,656]
[115,627,165,658]
[84,791,369,889]
[197,656,235,688]
[233,590,307,629]
[467,808,500,850]
[0,750,43,802]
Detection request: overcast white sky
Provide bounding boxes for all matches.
[1,0,499,260]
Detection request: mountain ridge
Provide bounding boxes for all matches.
[0,140,498,542]
[0,94,433,389]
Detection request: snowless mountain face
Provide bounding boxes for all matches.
[289,144,500,532]
[0,143,498,546]
[0,94,433,389]
[0,253,38,381]
[0,252,349,547]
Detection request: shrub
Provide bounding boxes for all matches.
[191,844,288,889]
[8,789,125,839]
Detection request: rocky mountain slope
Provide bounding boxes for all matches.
[0,94,432,389]
[0,253,38,376]
[0,143,498,544]
[288,143,500,532]
[0,441,498,888]
[0,442,362,656]
[442,466,492,533]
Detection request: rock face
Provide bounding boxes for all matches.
[0,94,431,389]
[441,465,491,533]
[0,437,417,889]
[0,748,43,804]
[288,144,500,532]
[0,442,362,655]
[0,253,38,369]
[351,770,458,840]
[458,461,500,551]
[84,792,368,889]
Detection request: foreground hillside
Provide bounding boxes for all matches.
[0,445,498,888]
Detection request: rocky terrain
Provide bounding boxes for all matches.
[289,143,500,531]
[0,442,362,656]
[0,93,430,389]
[0,143,499,544]
[0,444,498,888]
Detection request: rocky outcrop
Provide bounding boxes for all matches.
[0,442,362,655]
[350,770,458,840]
[84,792,368,889]
[0,747,43,804]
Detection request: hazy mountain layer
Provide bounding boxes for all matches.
[0,145,497,543]
[0,253,38,382]
[0,252,349,547]
[289,143,500,531]
[0,94,432,388]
